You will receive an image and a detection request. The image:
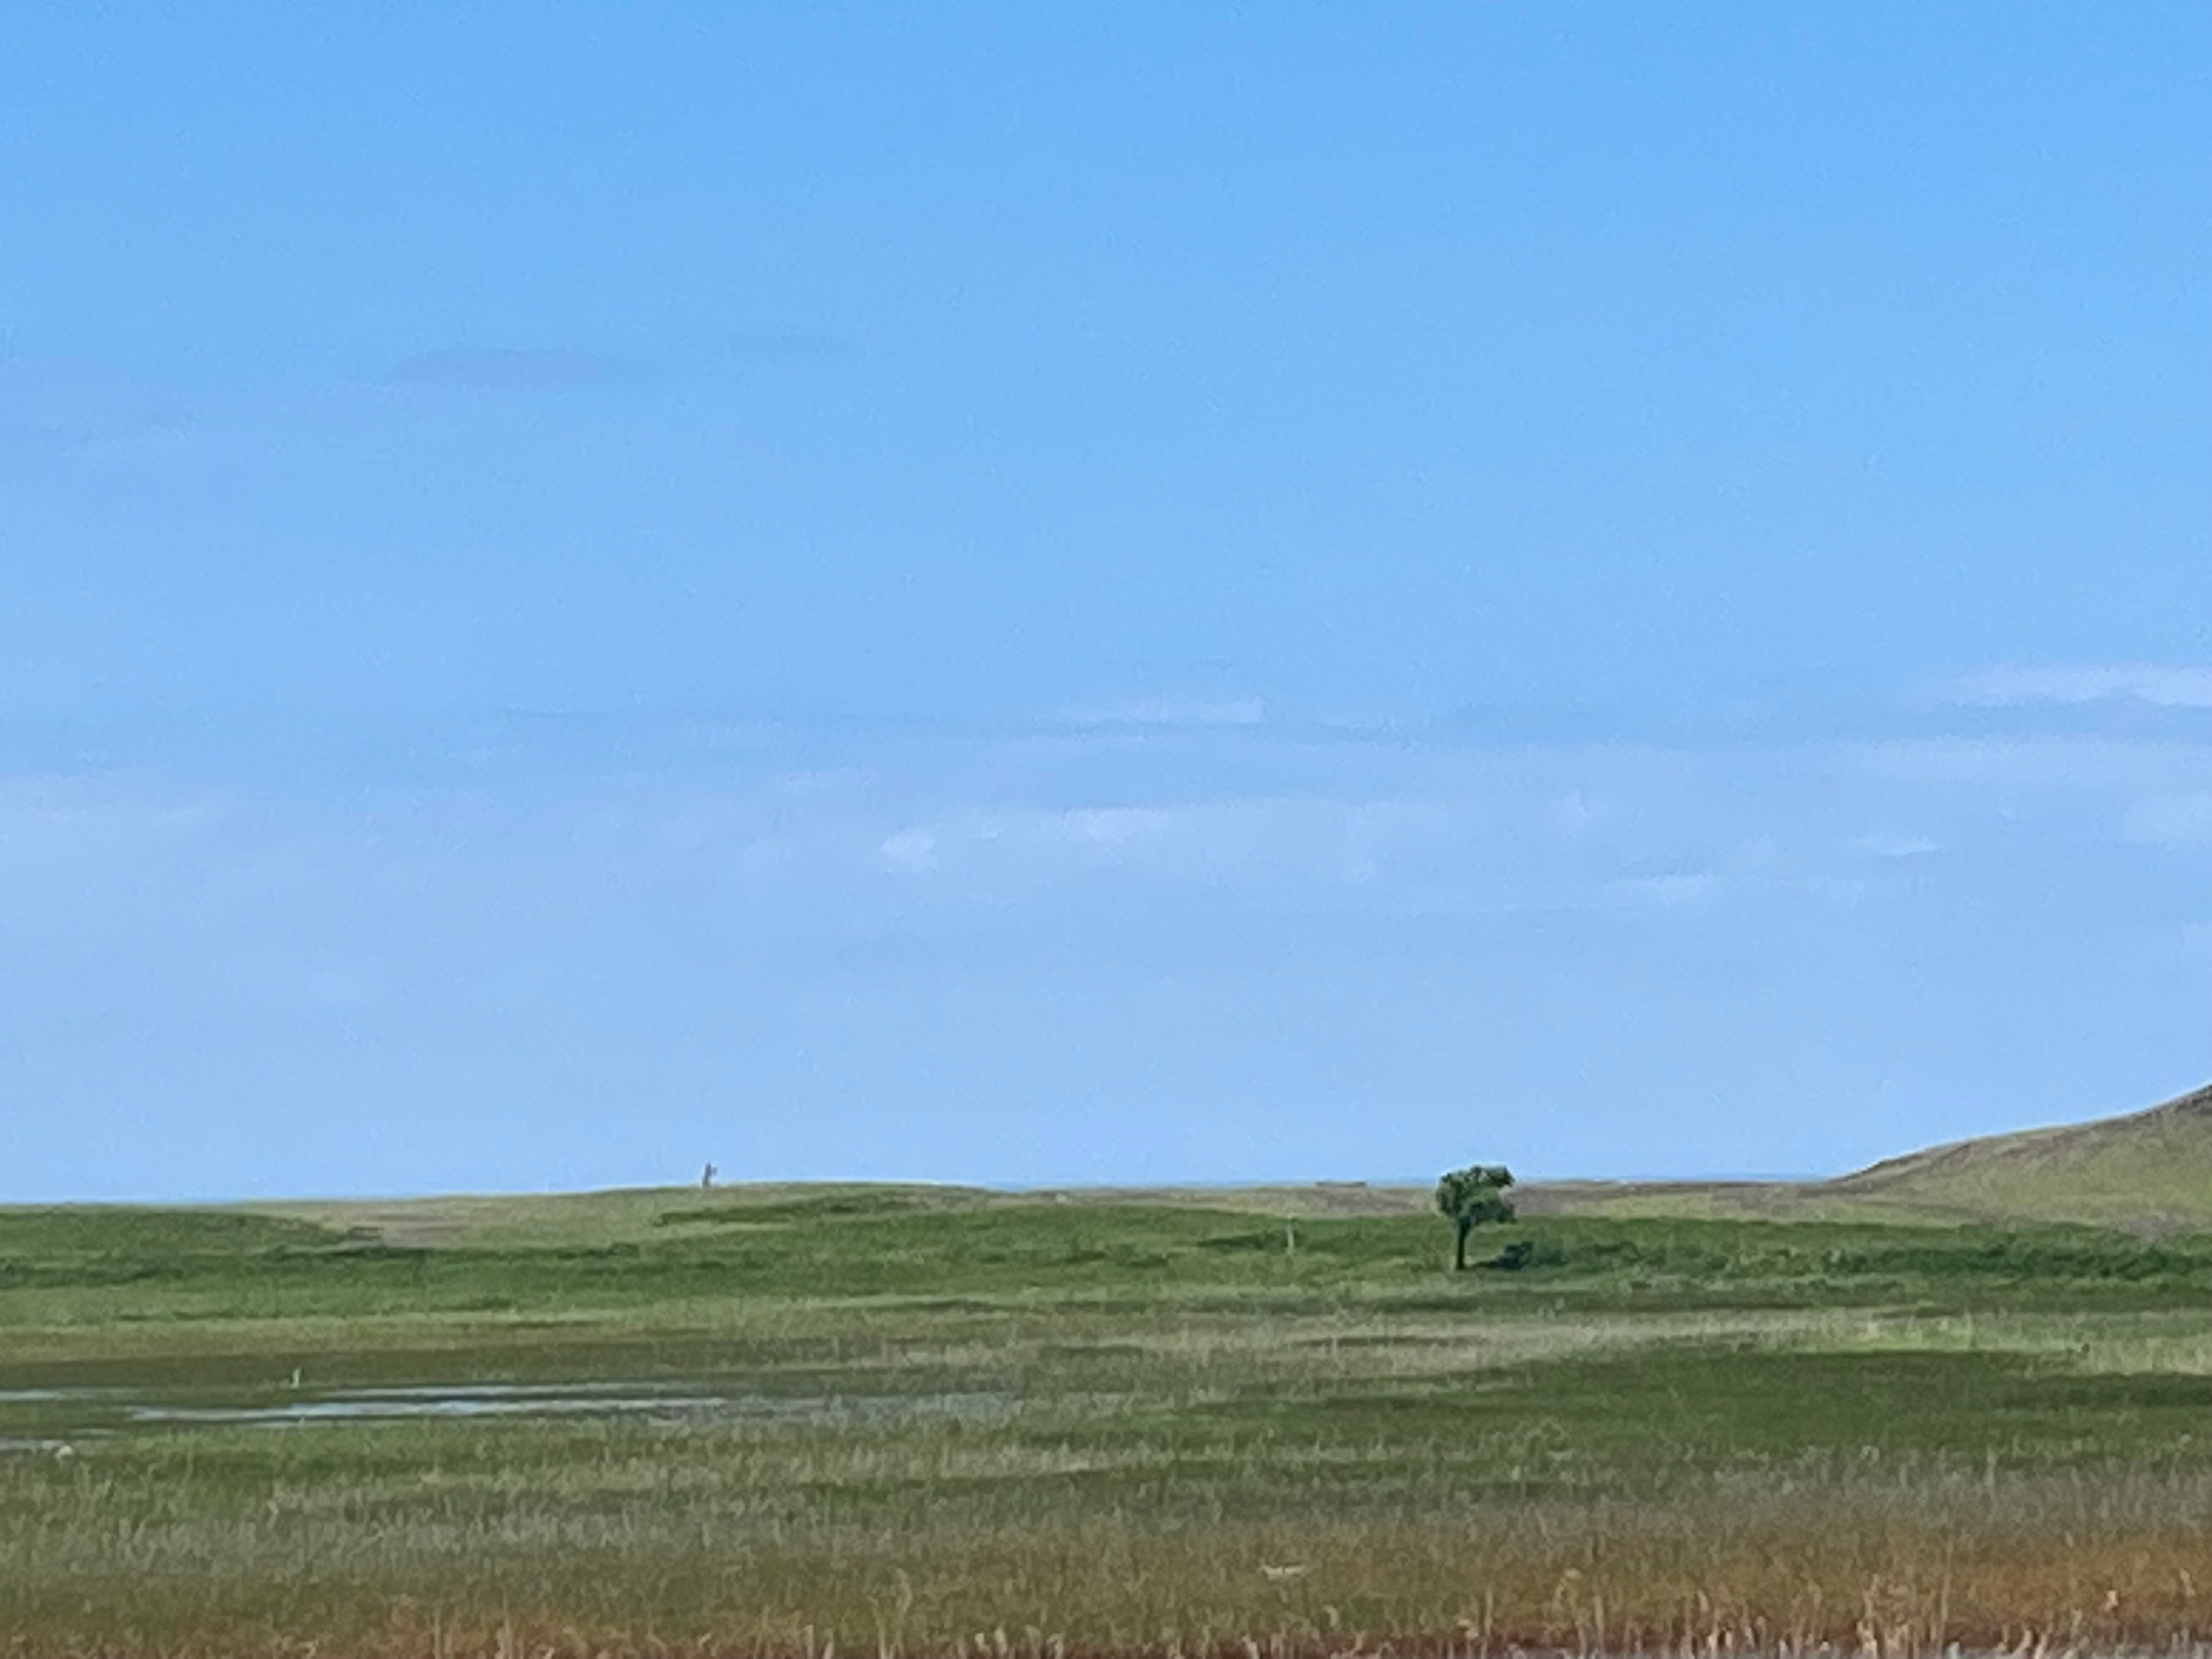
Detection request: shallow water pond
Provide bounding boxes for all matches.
[0,1378,1011,1445]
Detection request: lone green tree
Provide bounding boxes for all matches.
[1434,1164,1516,1270]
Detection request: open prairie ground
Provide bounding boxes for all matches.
[9,1189,2212,1657]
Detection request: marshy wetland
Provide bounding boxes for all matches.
[9,1187,2212,1657]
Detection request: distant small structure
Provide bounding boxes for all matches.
[700,1162,717,1190]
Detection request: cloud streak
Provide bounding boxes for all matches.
[1954,665,2212,709]
[389,347,637,391]
[9,703,2212,1201]
[1059,697,1267,729]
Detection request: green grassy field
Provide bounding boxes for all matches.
[9,1175,2212,1657]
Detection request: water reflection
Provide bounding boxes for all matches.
[0,1380,1010,1441]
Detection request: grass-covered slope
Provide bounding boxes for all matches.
[1527,1082,2212,1233]
[251,1179,1432,1252]
[1821,1081,2212,1230]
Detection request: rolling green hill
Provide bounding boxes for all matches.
[179,1078,2212,1243]
[1820,1081,2212,1230]
[248,1177,1435,1251]
[1527,1082,2212,1234]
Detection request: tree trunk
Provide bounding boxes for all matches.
[1453,1218,1470,1271]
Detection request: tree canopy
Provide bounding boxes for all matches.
[1434,1164,1516,1270]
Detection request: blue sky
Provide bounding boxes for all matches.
[3,4,2209,1199]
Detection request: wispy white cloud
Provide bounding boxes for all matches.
[1849,832,1939,859]
[879,827,938,871]
[12,707,2212,1200]
[1859,736,2212,789]
[1953,665,2212,709]
[1055,806,1179,848]
[1607,871,1717,908]
[1060,697,1266,728]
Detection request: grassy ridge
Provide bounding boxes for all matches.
[222,1078,2212,1248]
[7,1188,2212,1653]
[1824,1082,2212,1229]
[1524,1082,2212,1232]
